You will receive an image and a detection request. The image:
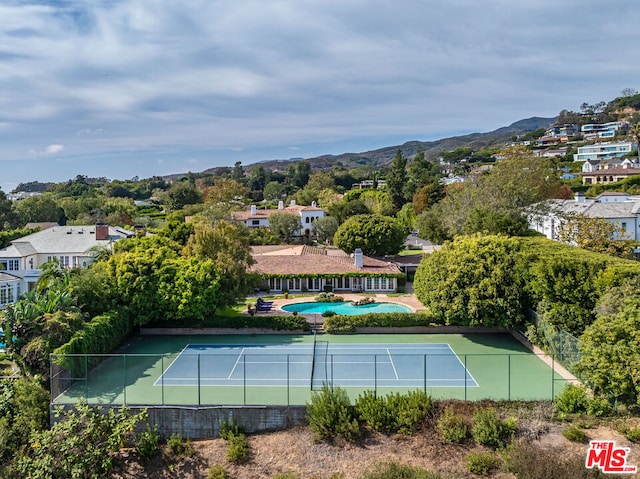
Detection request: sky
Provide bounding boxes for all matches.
[1,1,640,193]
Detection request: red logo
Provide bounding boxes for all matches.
[586,441,637,474]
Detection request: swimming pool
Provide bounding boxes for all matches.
[281,301,411,315]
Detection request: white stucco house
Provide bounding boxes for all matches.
[0,224,134,308]
[232,200,326,237]
[528,192,640,242]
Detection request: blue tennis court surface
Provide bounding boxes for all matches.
[155,343,478,389]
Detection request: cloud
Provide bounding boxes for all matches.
[46,144,64,154]
[1,0,640,186]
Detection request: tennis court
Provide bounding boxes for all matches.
[51,333,572,406]
[154,342,478,389]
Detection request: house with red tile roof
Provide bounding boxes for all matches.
[232,200,325,237]
[250,245,403,293]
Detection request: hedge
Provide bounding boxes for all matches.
[324,312,435,333]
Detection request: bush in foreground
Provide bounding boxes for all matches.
[360,461,444,479]
[306,386,361,443]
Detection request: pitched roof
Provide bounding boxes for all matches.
[0,225,134,258]
[0,272,20,283]
[581,167,640,177]
[250,245,401,276]
[232,204,324,221]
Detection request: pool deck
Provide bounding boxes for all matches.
[249,293,426,329]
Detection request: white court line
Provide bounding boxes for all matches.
[387,348,399,380]
[228,347,246,379]
[444,344,479,387]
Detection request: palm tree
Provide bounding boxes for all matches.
[630,122,640,159]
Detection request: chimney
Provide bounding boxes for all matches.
[311,201,317,207]
[250,205,257,215]
[574,191,586,203]
[278,200,284,210]
[95,223,109,241]
[354,248,363,268]
[290,200,296,207]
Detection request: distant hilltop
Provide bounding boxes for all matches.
[201,116,556,176]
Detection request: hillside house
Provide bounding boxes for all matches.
[528,192,640,241]
[573,141,637,162]
[232,201,326,237]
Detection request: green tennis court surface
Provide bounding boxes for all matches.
[51,333,570,406]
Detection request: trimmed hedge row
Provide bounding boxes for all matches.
[324,312,435,333]
[198,315,311,331]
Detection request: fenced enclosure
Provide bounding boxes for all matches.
[50,333,575,406]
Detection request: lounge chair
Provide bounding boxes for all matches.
[257,298,274,306]
[255,303,273,312]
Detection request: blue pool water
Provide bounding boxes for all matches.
[281,301,411,315]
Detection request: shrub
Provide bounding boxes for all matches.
[226,433,250,463]
[616,420,640,443]
[465,450,498,476]
[502,439,605,478]
[471,408,516,448]
[218,418,243,440]
[167,434,196,458]
[324,312,434,333]
[586,395,612,417]
[436,408,467,444]
[136,425,160,462]
[306,386,361,443]
[207,464,227,479]
[554,384,588,416]
[562,424,588,443]
[360,461,443,479]
[322,310,336,317]
[354,391,432,435]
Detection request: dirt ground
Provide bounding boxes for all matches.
[112,405,639,479]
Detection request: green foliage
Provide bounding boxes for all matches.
[167,433,196,458]
[314,292,344,302]
[334,214,407,256]
[414,234,527,328]
[323,312,433,333]
[226,433,250,463]
[306,386,361,443]
[562,425,587,443]
[136,425,160,462]
[207,464,228,479]
[471,408,516,448]
[465,450,499,476]
[16,403,147,479]
[0,377,50,474]
[436,408,468,444]
[360,462,443,479]
[386,149,408,210]
[577,296,640,405]
[554,384,588,416]
[269,211,303,243]
[355,390,432,435]
[218,418,244,440]
[616,420,640,443]
[0,227,38,248]
[501,439,605,479]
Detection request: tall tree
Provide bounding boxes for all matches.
[333,214,406,256]
[232,161,246,183]
[385,149,408,210]
[268,212,302,243]
[0,190,19,230]
[405,147,435,199]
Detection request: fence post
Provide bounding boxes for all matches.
[464,355,467,401]
[374,354,377,398]
[197,354,201,406]
[123,354,127,405]
[551,354,555,400]
[161,355,165,406]
[85,354,88,401]
[243,354,247,405]
[287,354,290,406]
[507,354,511,401]
[423,354,427,393]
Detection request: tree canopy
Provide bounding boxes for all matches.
[333,214,406,256]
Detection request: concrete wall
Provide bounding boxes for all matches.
[51,404,308,439]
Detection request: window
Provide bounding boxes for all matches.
[380,277,387,289]
[0,283,15,305]
[251,220,260,226]
[288,278,300,291]
[269,278,282,291]
[366,277,373,290]
[0,260,19,271]
[621,222,627,230]
[305,217,310,224]
[311,278,321,290]
[373,277,380,290]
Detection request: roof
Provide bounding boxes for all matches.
[541,199,640,219]
[233,205,324,221]
[581,167,640,177]
[24,222,59,230]
[0,225,134,258]
[0,272,20,283]
[249,245,401,276]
